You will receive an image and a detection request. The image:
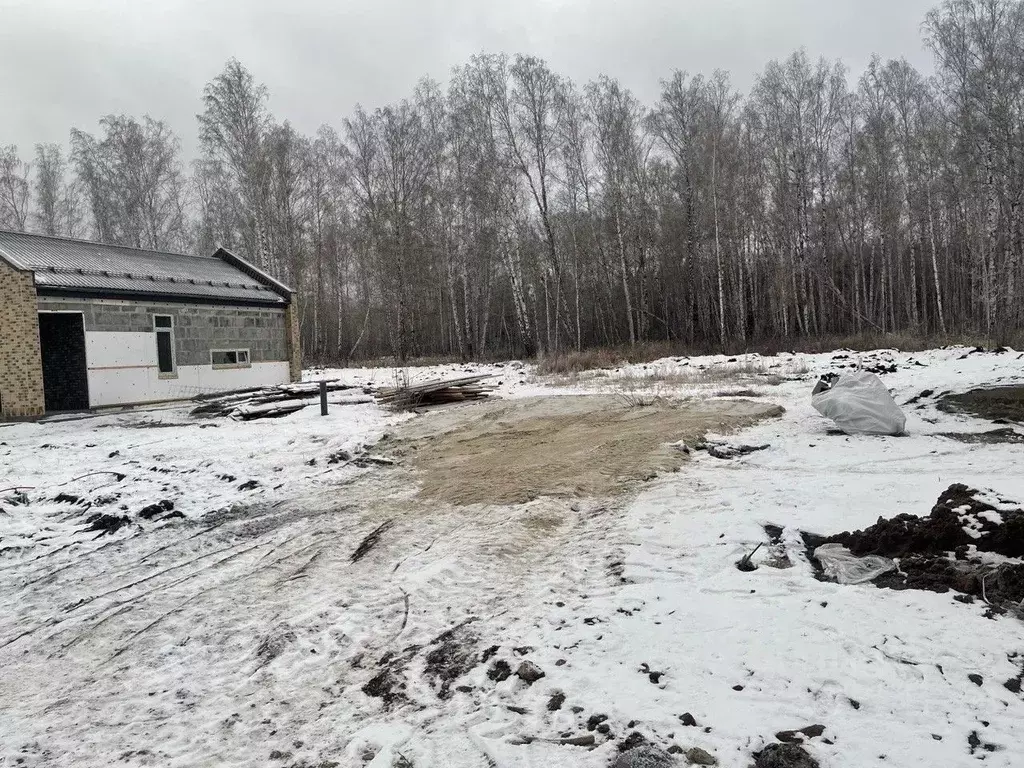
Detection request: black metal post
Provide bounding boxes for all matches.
[320,380,328,416]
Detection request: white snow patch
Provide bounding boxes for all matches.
[0,345,1022,767]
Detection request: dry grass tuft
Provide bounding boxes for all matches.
[615,392,662,409]
[715,388,761,398]
[540,359,808,404]
[555,359,809,391]
[535,342,685,375]
[536,348,625,375]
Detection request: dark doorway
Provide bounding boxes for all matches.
[38,313,90,412]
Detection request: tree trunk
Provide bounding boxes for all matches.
[712,140,727,349]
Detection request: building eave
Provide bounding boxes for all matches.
[35,286,288,308]
[214,247,294,301]
[0,241,29,271]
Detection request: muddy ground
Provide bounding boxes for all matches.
[383,395,784,506]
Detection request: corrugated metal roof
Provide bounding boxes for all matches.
[0,230,286,305]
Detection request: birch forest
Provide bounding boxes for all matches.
[3,0,1024,360]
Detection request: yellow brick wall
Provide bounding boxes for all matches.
[0,259,45,419]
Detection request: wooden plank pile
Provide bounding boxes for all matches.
[191,375,496,420]
[191,380,374,420]
[375,375,496,411]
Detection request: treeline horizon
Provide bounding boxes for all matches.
[2,0,1024,362]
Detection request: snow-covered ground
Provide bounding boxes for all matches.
[0,393,395,553]
[1,346,1023,767]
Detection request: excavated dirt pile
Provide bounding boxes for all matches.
[806,484,1024,607]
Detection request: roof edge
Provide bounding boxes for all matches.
[0,227,199,259]
[0,241,28,271]
[36,285,287,307]
[214,248,294,301]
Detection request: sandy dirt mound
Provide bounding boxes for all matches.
[387,395,784,505]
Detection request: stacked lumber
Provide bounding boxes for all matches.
[375,375,496,410]
[191,380,373,420]
[232,401,308,421]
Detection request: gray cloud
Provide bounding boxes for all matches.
[1,0,937,158]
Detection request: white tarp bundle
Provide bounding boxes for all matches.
[812,371,907,435]
[814,543,896,584]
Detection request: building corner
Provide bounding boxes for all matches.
[0,261,45,420]
[284,298,302,383]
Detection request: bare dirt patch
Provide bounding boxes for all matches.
[938,385,1024,423]
[388,395,783,506]
[937,427,1024,445]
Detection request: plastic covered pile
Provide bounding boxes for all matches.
[814,543,895,585]
[812,371,907,435]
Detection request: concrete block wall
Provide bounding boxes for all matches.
[0,260,45,419]
[36,297,289,365]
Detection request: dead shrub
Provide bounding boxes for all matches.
[536,342,690,375]
[536,348,625,375]
[616,392,660,408]
[699,360,805,381]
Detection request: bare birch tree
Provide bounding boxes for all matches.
[0,146,32,231]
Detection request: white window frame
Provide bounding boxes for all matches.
[210,348,252,370]
[153,314,177,379]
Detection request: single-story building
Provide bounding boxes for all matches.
[0,230,301,419]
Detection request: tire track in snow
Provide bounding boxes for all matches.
[0,469,634,767]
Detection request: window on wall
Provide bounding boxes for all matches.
[153,315,176,377]
[211,349,251,369]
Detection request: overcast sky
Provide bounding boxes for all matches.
[2,0,938,159]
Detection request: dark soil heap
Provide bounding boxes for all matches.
[806,485,1024,607]
[819,484,1024,559]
